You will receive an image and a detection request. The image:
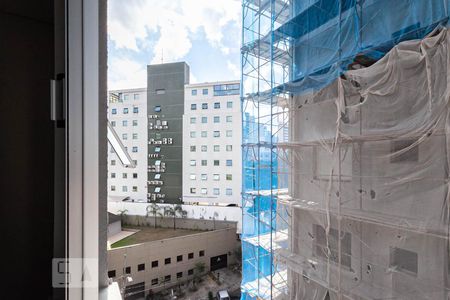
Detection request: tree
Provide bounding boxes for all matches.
[193,261,206,286]
[213,211,219,230]
[146,203,162,228]
[164,204,187,230]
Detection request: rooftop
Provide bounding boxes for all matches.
[110,226,206,248]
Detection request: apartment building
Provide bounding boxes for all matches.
[147,62,190,204]
[182,81,242,206]
[108,88,148,201]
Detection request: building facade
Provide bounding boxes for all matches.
[147,62,190,204]
[240,1,450,299]
[108,88,148,201]
[182,81,242,206]
[108,225,238,298]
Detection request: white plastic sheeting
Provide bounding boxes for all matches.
[275,28,450,299]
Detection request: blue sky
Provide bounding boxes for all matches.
[108,0,241,90]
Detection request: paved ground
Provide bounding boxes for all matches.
[179,267,241,300]
[111,226,205,248]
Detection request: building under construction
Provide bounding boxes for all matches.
[241,1,450,299]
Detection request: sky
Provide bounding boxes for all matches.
[108,0,242,90]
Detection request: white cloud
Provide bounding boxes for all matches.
[108,57,147,90]
[227,60,240,78]
[108,0,241,62]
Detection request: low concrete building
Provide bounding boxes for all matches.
[107,217,239,299]
[108,212,122,238]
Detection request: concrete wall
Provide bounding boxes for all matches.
[108,227,239,295]
[121,214,237,232]
[147,62,190,204]
[108,220,122,237]
[109,201,243,232]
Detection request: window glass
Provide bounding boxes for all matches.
[214,116,220,123]
[132,146,138,152]
[214,160,219,166]
[191,89,197,95]
[201,131,207,137]
[122,133,127,140]
[124,94,129,100]
[122,120,127,126]
[227,101,233,108]
[202,103,208,109]
[155,89,166,95]
[201,116,207,123]
[132,120,138,126]
[226,188,232,195]
[138,263,145,271]
[132,133,138,139]
[112,108,117,114]
[214,145,220,152]
[202,88,208,95]
[214,102,220,109]
[226,160,232,166]
[165,258,171,265]
[133,107,139,113]
[123,108,129,114]
[226,130,232,137]
[201,188,207,195]
[201,145,207,152]
[190,188,196,194]
[132,186,137,192]
[134,93,139,100]
[190,145,196,152]
[190,131,196,138]
[201,174,207,180]
[111,121,116,126]
[155,146,161,152]
[190,160,196,166]
[190,174,196,180]
[226,174,232,180]
[154,174,161,179]
[201,160,207,166]
[213,131,220,137]
[154,106,161,112]
[226,145,232,151]
[213,188,220,195]
[190,117,196,124]
[213,174,220,181]
[122,186,128,192]
[151,260,158,268]
[191,103,197,110]
[226,116,232,122]
[213,83,240,96]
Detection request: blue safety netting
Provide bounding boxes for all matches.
[241,0,450,299]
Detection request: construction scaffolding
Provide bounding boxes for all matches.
[240,1,450,299]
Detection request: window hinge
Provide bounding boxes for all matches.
[50,74,65,125]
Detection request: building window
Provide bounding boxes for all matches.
[111,121,116,126]
[132,186,137,192]
[213,131,220,137]
[152,260,158,268]
[191,103,197,110]
[133,160,137,165]
[133,173,137,179]
[226,130,232,137]
[132,146,138,152]
[190,131,196,138]
[213,188,220,195]
[201,145,207,152]
[201,116,207,123]
[201,188,207,195]
[190,188,196,194]
[188,269,194,276]
[214,160,219,166]
[390,139,419,163]
[390,247,418,276]
[227,101,233,108]
[199,250,205,257]
[201,160,207,166]
[213,174,220,181]
[154,174,161,180]
[124,266,131,274]
[188,253,194,259]
[123,108,129,114]
[154,187,161,193]
[112,108,117,115]
[134,93,139,100]
[122,120,127,126]
[111,173,116,178]
[124,94,129,100]
[165,275,171,282]
[156,89,166,95]
[108,270,116,278]
[190,145,196,152]
[202,103,208,109]
[177,272,183,279]
[214,102,220,109]
[201,131,207,138]
[201,174,207,181]
[226,160,233,166]
[122,186,128,192]
[191,89,197,96]
[226,145,232,151]
[226,188,232,196]
[111,186,116,191]
[151,278,158,286]
[190,174,196,180]
[226,116,232,122]
[132,133,138,139]
[133,107,139,113]
[132,120,138,126]
[165,258,171,265]
[202,88,208,95]
[213,145,220,152]
[190,160,196,166]
[138,263,145,271]
[177,255,183,262]
[122,133,127,140]
[154,105,161,112]
[111,160,116,166]
[190,117,196,124]
[155,160,161,166]
[313,224,351,268]
[123,173,127,179]
[214,116,220,123]
[213,83,240,96]
[226,174,232,181]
